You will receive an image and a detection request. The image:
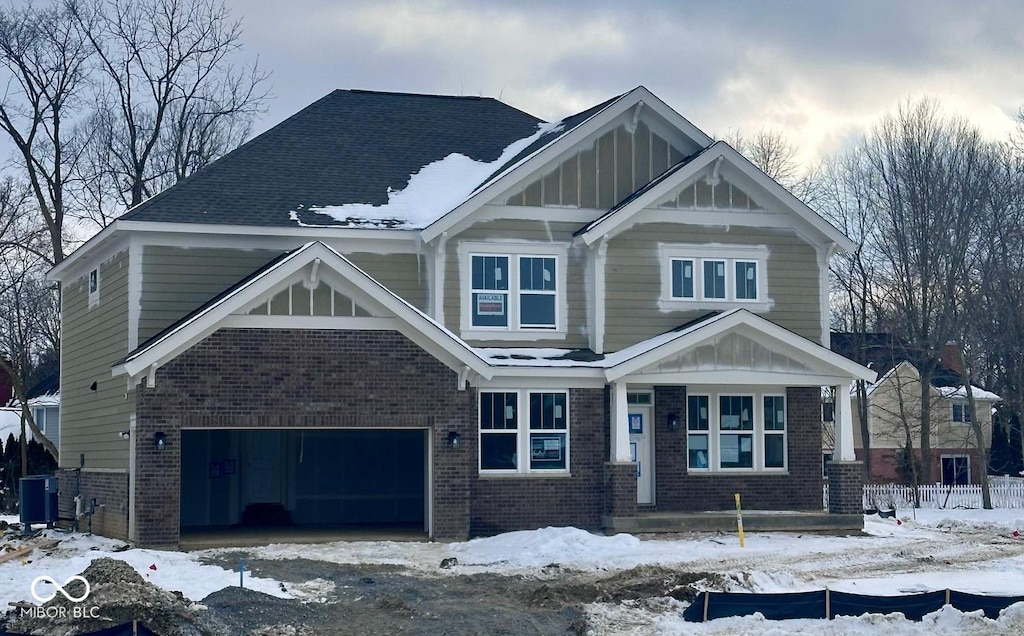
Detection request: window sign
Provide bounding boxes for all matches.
[629,413,643,434]
[476,293,505,316]
[531,434,563,462]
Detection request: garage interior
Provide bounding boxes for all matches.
[180,429,428,545]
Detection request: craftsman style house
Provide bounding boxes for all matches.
[50,87,873,546]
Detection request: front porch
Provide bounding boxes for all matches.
[603,510,864,535]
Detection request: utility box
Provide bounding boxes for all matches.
[19,475,59,527]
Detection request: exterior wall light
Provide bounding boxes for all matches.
[667,413,681,432]
[154,432,167,451]
[448,431,461,447]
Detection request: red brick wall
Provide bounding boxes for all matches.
[861,448,986,485]
[653,386,824,511]
[134,329,476,546]
[470,388,607,535]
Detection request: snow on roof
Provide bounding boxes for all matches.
[292,120,564,229]
[476,348,606,368]
[0,407,31,443]
[27,391,60,407]
[937,385,1001,401]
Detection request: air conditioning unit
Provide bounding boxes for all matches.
[19,475,59,528]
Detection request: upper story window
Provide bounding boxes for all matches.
[661,244,769,311]
[952,401,972,423]
[88,267,101,307]
[459,242,567,340]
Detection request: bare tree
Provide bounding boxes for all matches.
[69,0,268,212]
[861,98,990,486]
[724,127,819,203]
[0,1,92,264]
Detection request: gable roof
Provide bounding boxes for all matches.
[575,141,855,251]
[113,241,493,383]
[119,90,542,228]
[420,86,715,242]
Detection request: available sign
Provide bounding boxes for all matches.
[476,293,505,316]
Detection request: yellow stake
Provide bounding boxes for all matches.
[734,492,746,548]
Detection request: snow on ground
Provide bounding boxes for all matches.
[7,508,1024,634]
[0,528,288,608]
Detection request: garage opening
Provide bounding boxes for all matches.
[180,429,428,541]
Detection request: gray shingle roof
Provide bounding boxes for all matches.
[121,90,544,228]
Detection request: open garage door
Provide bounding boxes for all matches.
[181,429,428,532]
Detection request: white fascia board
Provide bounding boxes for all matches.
[116,220,417,242]
[422,88,662,244]
[629,86,714,148]
[476,372,607,390]
[579,142,856,252]
[48,224,128,282]
[604,309,876,383]
[626,371,859,386]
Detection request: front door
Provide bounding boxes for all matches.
[629,404,653,504]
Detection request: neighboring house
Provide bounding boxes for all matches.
[27,372,60,455]
[49,86,873,546]
[826,334,1000,485]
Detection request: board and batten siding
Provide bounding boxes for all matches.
[139,246,283,343]
[444,219,589,349]
[604,223,822,352]
[60,250,133,469]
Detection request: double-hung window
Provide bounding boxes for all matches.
[479,389,569,474]
[461,243,567,339]
[662,245,768,309]
[685,391,787,472]
[952,401,971,423]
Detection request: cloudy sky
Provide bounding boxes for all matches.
[222,0,1023,165]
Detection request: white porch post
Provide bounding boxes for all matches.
[610,381,631,462]
[834,381,856,462]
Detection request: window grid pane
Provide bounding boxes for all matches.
[687,395,709,431]
[764,434,785,468]
[720,396,753,430]
[671,259,694,298]
[688,433,709,469]
[529,392,567,430]
[763,396,785,431]
[735,261,757,299]
[704,260,726,298]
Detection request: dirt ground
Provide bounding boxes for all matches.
[1,551,718,636]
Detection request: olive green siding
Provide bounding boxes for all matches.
[604,222,821,352]
[345,253,427,312]
[444,219,589,349]
[139,246,283,343]
[60,250,132,469]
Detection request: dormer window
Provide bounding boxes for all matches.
[460,242,567,340]
[661,244,769,311]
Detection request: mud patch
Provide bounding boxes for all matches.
[525,565,722,609]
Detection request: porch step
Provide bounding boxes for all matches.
[603,511,863,535]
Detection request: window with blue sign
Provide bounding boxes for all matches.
[479,390,569,474]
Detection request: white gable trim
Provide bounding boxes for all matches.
[112,241,493,384]
[603,309,875,383]
[578,142,856,252]
[420,86,714,244]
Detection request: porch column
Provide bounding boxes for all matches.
[610,381,631,462]
[834,381,856,461]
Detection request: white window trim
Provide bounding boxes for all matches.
[686,389,787,473]
[762,393,788,470]
[952,400,972,424]
[660,243,770,312]
[34,407,46,435]
[478,388,570,475]
[940,453,971,485]
[88,267,101,308]
[458,241,568,340]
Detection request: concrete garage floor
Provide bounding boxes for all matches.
[178,525,429,550]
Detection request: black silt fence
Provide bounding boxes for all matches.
[683,589,1024,623]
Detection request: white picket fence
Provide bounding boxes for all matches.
[823,481,1024,510]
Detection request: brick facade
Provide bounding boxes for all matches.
[827,461,864,514]
[858,447,986,485]
[653,386,824,512]
[471,388,607,535]
[134,329,476,546]
[56,469,129,539]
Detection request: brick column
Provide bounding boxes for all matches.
[605,462,637,517]
[827,460,864,514]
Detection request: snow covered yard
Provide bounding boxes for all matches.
[5,509,1024,634]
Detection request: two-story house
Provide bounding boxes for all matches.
[49,87,874,547]
[826,334,1000,485]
